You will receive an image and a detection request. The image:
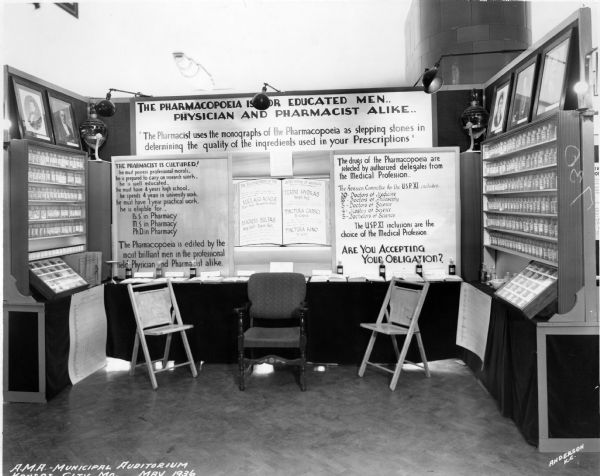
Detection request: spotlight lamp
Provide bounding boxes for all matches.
[421,62,443,94]
[94,88,152,117]
[250,83,281,111]
[414,49,526,94]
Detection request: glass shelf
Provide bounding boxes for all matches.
[485,226,558,242]
[484,189,557,195]
[484,244,558,267]
[482,136,556,160]
[484,210,557,218]
[484,163,557,179]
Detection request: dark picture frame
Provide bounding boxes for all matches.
[507,56,538,130]
[12,77,54,143]
[48,92,81,149]
[533,30,573,119]
[488,77,512,137]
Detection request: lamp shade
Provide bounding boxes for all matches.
[250,87,271,111]
[95,97,116,117]
[79,105,108,159]
[422,66,443,94]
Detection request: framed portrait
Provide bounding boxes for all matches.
[534,30,572,119]
[12,77,54,143]
[488,78,511,137]
[507,56,538,130]
[48,93,81,149]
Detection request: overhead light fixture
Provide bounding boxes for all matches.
[172,51,215,89]
[95,88,152,117]
[250,83,281,111]
[414,49,526,94]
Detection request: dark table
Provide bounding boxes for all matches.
[462,282,600,446]
[104,280,462,365]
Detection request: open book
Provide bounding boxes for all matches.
[237,178,329,246]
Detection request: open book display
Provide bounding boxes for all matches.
[237,178,329,246]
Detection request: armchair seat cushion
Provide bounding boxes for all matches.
[243,326,301,348]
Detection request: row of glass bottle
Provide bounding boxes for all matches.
[29,185,85,201]
[486,214,558,238]
[28,220,85,239]
[485,171,557,192]
[483,121,557,159]
[29,204,85,221]
[29,148,85,170]
[484,146,556,176]
[486,195,558,214]
[28,165,84,186]
[488,231,558,263]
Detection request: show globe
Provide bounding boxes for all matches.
[79,104,108,159]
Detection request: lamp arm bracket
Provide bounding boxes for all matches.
[107,88,153,98]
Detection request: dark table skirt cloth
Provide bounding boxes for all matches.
[104,281,462,365]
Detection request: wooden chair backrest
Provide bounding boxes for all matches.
[128,283,174,329]
[384,279,429,328]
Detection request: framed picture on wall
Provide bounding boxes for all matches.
[534,30,572,119]
[488,78,511,137]
[12,77,54,143]
[48,92,81,149]
[507,56,538,130]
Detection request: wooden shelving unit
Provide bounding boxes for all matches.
[9,139,88,295]
[481,110,583,314]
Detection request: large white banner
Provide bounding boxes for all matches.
[133,90,432,155]
[112,155,229,277]
[333,148,460,277]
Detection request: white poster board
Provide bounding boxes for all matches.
[112,155,229,277]
[333,148,460,277]
[133,90,433,155]
[68,286,107,385]
[456,283,492,366]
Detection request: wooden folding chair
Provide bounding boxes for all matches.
[358,279,430,391]
[127,279,198,389]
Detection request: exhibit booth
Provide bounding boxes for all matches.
[2,6,598,454]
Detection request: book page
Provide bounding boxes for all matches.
[238,179,283,245]
[282,179,328,245]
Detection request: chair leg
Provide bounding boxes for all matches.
[138,333,158,390]
[179,331,198,378]
[299,339,307,391]
[162,333,173,369]
[358,331,378,377]
[389,335,412,391]
[390,334,400,360]
[238,335,245,391]
[130,333,140,375]
[415,332,430,377]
